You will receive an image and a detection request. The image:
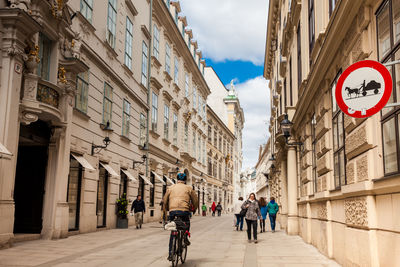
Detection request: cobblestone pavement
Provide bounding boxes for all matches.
[0,215,340,267]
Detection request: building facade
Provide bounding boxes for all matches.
[205,105,235,212]
[264,0,400,266]
[204,66,244,207]
[255,140,271,200]
[0,0,212,248]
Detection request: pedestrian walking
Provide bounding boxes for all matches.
[216,202,222,216]
[201,203,207,216]
[267,197,279,232]
[131,195,145,229]
[241,193,261,243]
[211,202,216,216]
[259,197,267,233]
[234,197,244,231]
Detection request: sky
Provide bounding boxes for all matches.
[180,0,270,170]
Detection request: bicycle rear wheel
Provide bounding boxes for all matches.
[180,243,187,263]
[171,235,178,267]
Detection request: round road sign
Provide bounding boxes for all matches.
[335,60,392,118]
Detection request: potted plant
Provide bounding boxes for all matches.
[116,193,129,229]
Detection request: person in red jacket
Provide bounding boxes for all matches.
[211,202,216,216]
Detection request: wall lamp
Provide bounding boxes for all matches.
[168,167,180,174]
[280,114,303,148]
[132,154,147,169]
[91,137,111,155]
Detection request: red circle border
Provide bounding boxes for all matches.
[335,60,392,118]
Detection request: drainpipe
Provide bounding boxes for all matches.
[145,0,153,178]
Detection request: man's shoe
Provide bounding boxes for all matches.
[167,255,173,261]
[254,240,258,244]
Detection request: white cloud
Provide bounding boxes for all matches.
[180,0,268,65]
[235,76,270,169]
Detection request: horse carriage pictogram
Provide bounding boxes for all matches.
[345,80,381,99]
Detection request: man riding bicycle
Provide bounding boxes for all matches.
[163,173,198,261]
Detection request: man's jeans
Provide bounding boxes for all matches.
[235,214,244,230]
[269,213,277,231]
[134,212,143,226]
[168,211,191,255]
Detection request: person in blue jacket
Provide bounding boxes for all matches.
[267,197,279,232]
[258,197,268,233]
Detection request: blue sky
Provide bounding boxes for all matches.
[181,0,270,170]
[205,59,264,85]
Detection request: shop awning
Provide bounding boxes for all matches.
[139,175,153,188]
[121,169,137,182]
[71,154,95,171]
[100,162,120,177]
[0,142,12,158]
[151,171,166,185]
[163,175,175,185]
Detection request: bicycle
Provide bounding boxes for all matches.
[168,217,190,267]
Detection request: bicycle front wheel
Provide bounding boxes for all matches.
[181,243,187,264]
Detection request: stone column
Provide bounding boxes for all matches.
[0,9,40,247]
[280,159,288,230]
[287,146,298,235]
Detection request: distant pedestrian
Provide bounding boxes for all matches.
[131,195,145,229]
[211,202,216,216]
[241,193,261,243]
[234,197,244,231]
[216,202,222,216]
[267,197,279,232]
[201,203,207,216]
[259,197,267,233]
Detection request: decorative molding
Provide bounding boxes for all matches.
[125,0,138,16]
[141,25,151,40]
[345,197,368,227]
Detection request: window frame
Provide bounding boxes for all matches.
[165,43,171,75]
[140,113,147,147]
[173,113,178,145]
[164,104,170,140]
[297,22,302,91]
[185,73,190,97]
[151,92,158,132]
[122,99,130,137]
[124,17,133,69]
[308,0,315,60]
[174,56,179,84]
[80,0,93,23]
[141,41,148,86]
[106,0,117,48]
[153,24,160,60]
[76,71,89,113]
[102,82,113,127]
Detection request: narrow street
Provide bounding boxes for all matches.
[0,215,339,267]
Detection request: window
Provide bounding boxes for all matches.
[203,139,206,165]
[193,131,196,158]
[198,134,201,161]
[150,172,155,207]
[184,123,189,152]
[153,25,160,60]
[166,0,170,8]
[203,100,206,120]
[185,73,190,97]
[198,96,202,115]
[377,0,400,175]
[107,0,117,48]
[138,176,144,198]
[173,113,178,145]
[122,99,130,137]
[174,57,179,84]
[188,37,192,51]
[37,33,52,81]
[329,0,338,17]
[308,0,315,58]
[97,165,108,228]
[102,82,113,126]
[119,171,128,198]
[208,157,212,175]
[175,9,179,24]
[80,0,93,23]
[151,93,158,132]
[289,58,293,106]
[68,156,83,230]
[331,72,346,188]
[219,136,222,151]
[125,17,133,69]
[311,114,317,193]
[297,23,302,90]
[142,42,148,86]
[214,130,217,147]
[165,43,171,75]
[208,126,212,142]
[76,71,89,113]
[193,86,197,110]
[213,160,217,177]
[284,78,287,108]
[140,113,146,147]
[164,105,169,140]
[223,139,226,155]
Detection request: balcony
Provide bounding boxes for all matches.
[36,82,59,108]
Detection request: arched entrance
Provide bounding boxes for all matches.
[13,120,51,233]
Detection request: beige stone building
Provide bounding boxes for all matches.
[255,139,271,200]
[205,105,235,212]
[0,0,210,247]
[264,0,400,265]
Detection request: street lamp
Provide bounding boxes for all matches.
[280,114,303,148]
[91,136,111,155]
[132,154,147,169]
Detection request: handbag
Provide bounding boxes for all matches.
[239,207,247,217]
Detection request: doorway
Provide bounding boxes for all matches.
[13,121,50,234]
[97,164,108,228]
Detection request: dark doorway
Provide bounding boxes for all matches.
[67,156,83,231]
[14,121,50,234]
[97,165,108,228]
[119,171,128,198]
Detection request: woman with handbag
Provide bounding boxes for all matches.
[241,193,261,243]
[234,197,244,231]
